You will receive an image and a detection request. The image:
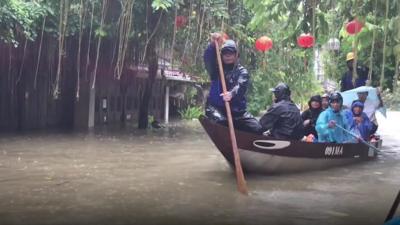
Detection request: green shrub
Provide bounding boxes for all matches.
[248,62,322,116]
[179,106,203,120]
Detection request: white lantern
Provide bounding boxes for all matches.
[327,38,340,51]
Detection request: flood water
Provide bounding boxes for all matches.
[0,112,399,225]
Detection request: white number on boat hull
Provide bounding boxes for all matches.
[325,146,343,156]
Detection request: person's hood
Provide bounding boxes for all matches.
[271,83,291,103]
[308,95,322,110]
[351,100,364,116]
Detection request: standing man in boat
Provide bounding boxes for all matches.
[259,83,304,140]
[316,92,354,143]
[203,33,262,134]
[340,52,369,92]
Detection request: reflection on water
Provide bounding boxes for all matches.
[0,113,399,225]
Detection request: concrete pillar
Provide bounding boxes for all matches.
[88,87,95,128]
[164,84,169,124]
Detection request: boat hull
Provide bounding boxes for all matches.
[199,115,379,174]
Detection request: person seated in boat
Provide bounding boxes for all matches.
[345,100,372,141]
[356,90,383,136]
[260,83,304,140]
[301,95,323,139]
[203,33,262,134]
[321,93,329,110]
[316,92,354,143]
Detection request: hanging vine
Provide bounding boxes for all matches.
[110,12,121,72]
[391,2,400,91]
[8,45,14,99]
[367,0,378,85]
[114,0,135,80]
[53,0,70,99]
[181,0,193,65]
[91,0,108,89]
[33,15,46,90]
[84,1,94,81]
[170,4,178,69]
[16,38,28,85]
[379,0,389,89]
[194,4,206,65]
[141,11,163,64]
[76,0,87,99]
[352,1,360,86]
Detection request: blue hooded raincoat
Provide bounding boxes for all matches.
[316,107,354,143]
[345,101,372,141]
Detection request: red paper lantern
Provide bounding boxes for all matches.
[175,16,187,29]
[255,36,273,52]
[297,33,314,48]
[346,19,363,35]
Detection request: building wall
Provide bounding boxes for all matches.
[0,38,74,132]
[0,37,193,132]
[93,76,166,126]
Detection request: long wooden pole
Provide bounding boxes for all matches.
[335,124,379,153]
[214,40,248,195]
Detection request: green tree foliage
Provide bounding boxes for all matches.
[0,0,48,46]
[244,0,399,113]
[152,0,174,10]
[243,0,323,114]
[0,0,399,120]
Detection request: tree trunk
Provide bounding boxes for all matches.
[138,8,162,129]
[367,0,378,85]
[119,67,132,125]
[138,38,158,129]
[16,72,26,131]
[394,59,399,92]
[380,0,389,89]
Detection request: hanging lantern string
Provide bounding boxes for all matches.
[345,18,364,86]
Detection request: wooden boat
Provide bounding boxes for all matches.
[199,115,382,174]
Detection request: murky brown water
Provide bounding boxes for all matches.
[0,112,399,225]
